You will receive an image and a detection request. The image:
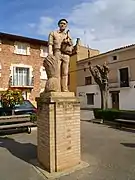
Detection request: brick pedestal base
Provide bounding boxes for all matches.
[36,92,81,173]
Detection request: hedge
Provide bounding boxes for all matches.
[93,108,135,121]
[30,113,37,123]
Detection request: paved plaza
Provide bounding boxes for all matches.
[0,122,135,180]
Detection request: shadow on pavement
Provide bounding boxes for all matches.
[108,126,135,133]
[0,129,28,136]
[0,136,37,164]
[80,120,91,123]
[121,143,135,148]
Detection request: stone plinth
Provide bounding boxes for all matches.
[36,92,81,173]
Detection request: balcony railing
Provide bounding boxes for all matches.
[9,76,34,88]
[109,83,119,89]
[120,81,129,87]
[109,81,130,89]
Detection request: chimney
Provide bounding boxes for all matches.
[87,45,90,58]
[88,48,90,58]
[76,38,81,46]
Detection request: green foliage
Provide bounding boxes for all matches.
[101,109,119,121]
[93,108,102,119]
[1,88,24,108]
[93,108,135,121]
[30,113,37,123]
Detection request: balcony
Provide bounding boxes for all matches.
[120,81,129,88]
[9,76,34,89]
[109,82,120,90]
[109,81,130,90]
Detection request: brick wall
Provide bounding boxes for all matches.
[37,92,81,172]
[0,36,47,103]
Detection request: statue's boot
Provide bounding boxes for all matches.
[61,75,69,92]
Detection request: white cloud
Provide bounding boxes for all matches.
[28,23,36,28]
[68,0,135,52]
[37,17,54,35]
[35,0,135,52]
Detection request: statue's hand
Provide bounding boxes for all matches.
[43,59,46,67]
[63,38,72,44]
[48,45,53,55]
[48,51,53,55]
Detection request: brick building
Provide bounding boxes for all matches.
[0,32,48,105]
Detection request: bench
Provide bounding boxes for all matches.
[111,112,135,129]
[0,114,34,134]
[113,118,135,129]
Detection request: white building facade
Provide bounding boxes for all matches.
[76,45,135,110]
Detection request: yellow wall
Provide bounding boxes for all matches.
[69,45,99,93]
[77,46,100,62]
[69,54,77,93]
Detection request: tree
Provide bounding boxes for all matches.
[1,88,24,114]
[88,62,109,109]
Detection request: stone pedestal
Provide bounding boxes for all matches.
[36,92,81,173]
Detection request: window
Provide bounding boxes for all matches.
[112,55,117,60]
[40,46,48,57]
[86,93,94,105]
[85,76,92,85]
[14,42,30,55]
[40,66,47,80]
[17,44,27,54]
[119,67,129,87]
[12,67,30,86]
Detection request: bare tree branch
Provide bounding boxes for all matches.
[89,64,102,86]
[88,61,110,109]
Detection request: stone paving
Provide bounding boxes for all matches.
[0,122,135,180]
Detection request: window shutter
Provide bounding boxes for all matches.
[14,44,17,53]
[13,67,16,86]
[27,45,30,55]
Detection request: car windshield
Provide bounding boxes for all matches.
[0,101,2,108]
[15,100,34,109]
[0,100,35,109]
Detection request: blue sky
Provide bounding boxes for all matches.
[0,0,89,39]
[0,0,135,52]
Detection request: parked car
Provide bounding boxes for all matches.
[0,100,37,116]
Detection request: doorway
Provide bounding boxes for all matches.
[111,91,119,109]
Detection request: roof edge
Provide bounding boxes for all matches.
[0,32,48,45]
[77,44,135,64]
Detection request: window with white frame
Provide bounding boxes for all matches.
[12,67,30,86]
[40,46,48,57]
[14,42,30,55]
[40,66,47,80]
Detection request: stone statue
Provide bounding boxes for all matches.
[43,19,73,92]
